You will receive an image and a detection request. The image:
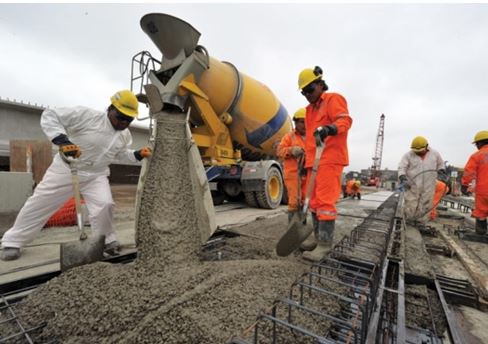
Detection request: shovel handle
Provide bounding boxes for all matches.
[301,141,324,215]
[60,152,87,240]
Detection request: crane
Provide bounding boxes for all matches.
[368,114,385,187]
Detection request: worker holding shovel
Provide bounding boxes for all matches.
[298,66,353,261]
[1,90,152,261]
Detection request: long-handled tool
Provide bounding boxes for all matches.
[59,152,105,271]
[276,138,324,256]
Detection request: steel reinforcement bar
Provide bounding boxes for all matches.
[229,193,401,344]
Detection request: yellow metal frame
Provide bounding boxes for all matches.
[180,79,238,166]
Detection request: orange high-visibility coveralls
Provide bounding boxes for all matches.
[305,93,353,220]
[351,182,361,197]
[430,180,449,220]
[277,131,306,211]
[462,145,488,219]
[345,179,355,196]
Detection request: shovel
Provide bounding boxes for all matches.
[276,137,324,257]
[59,152,105,271]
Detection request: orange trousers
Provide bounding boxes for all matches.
[473,194,488,219]
[430,182,449,220]
[284,174,306,211]
[308,164,344,220]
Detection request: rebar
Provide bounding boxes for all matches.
[231,193,400,343]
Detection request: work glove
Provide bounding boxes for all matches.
[461,185,470,196]
[134,146,152,161]
[59,144,82,158]
[313,124,338,143]
[437,169,449,184]
[399,175,411,191]
[52,134,82,158]
[290,146,304,158]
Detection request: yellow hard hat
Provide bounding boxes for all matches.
[298,68,322,90]
[110,90,139,118]
[411,136,428,152]
[355,181,361,187]
[472,130,488,143]
[293,108,306,121]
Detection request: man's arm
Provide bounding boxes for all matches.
[328,94,353,134]
[461,154,478,186]
[277,134,298,159]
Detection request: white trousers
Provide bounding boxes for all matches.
[1,167,116,248]
[404,184,436,223]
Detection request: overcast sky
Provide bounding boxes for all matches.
[0,3,487,172]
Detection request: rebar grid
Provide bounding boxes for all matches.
[0,292,50,344]
[230,194,400,344]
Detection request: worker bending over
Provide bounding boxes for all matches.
[461,131,488,234]
[345,178,361,200]
[351,180,362,200]
[277,108,307,221]
[1,90,152,261]
[430,180,449,220]
[298,66,353,262]
[398,136,446,225]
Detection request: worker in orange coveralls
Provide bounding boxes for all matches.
[461,131,488,234]
[345,179,355,198]
[297,66,353,262]
[351,180,362,200]
[430,180,449,220]
[277,108,307,221]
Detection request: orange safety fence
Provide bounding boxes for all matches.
[44,198,85,228]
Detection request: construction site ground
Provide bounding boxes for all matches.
[2,184,488,343]
[0,185,380,283]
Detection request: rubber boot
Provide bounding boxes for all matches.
[302,220,334,262]
[357,193,361,200]
[475,219,488,235]
[300,212,318,251]
[1,247,21,261]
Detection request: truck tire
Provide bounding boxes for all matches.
[256,166,283,209]
[211,190,225,206]
[221,180,244,202]
[244,191,259,208]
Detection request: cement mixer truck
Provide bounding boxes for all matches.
[131,13,292,209]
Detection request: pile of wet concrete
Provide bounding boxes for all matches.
[8,114,313,343]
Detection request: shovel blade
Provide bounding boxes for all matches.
[60,235,105,271]
[276,213,313,257]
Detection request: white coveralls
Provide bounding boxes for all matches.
[398,148,445,223]
[1,106,138,248]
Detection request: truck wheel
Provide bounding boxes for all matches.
[211,191,225,206]
[244,191,259,208]
[256,166,283,209]
[221,181,244,202]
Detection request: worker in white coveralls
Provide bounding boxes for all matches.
[1,90,152,261]
[398,136,447,225]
